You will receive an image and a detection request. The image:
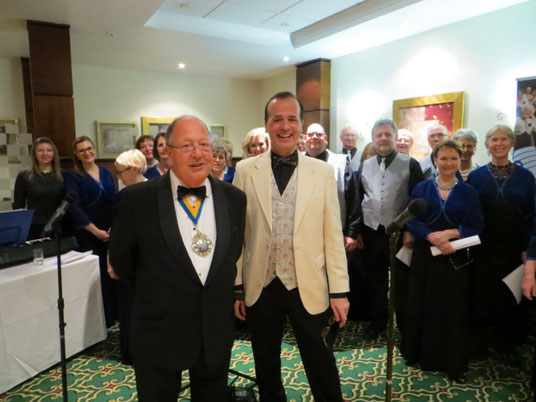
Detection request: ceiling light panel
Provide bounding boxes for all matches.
[283,0,362,21]
[228,0,303,14]
[259,14,315,32]
[205,2,275,25]
[159,0,223,17]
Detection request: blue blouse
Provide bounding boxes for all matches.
[144,165,160,180]
[467,163,536,259]
[407,179,484,242]
[223,166,235,183]
[64,167,118,230]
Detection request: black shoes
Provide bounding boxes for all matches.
[363,322,385,340]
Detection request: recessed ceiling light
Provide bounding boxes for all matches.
[281,22,289,27]
[283,56,290,62]
[178,63,185,69]
[105,32,115,37]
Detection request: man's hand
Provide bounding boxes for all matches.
[107,263,119,280]
[234,300,246,321]
[355,233,364,249]
[344,236,358,251]
[330,297,350,328]
[523,260,536,300]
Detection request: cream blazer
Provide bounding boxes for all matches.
[233,151,349,315]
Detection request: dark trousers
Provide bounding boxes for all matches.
[134,351,230,402]
[247,278,343,402]
[361,224,390,328]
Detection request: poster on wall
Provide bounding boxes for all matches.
[514,76,536,177]
[393,91,465,160]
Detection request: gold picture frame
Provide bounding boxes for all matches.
[141,117,175,136]
[393,91,465,159]
[95,121,138,158]
[209,124,225,138]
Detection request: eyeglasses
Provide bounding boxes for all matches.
[77,146,94,154]
[307,132,325,138]
[321,316,337,348]
[167,143,211,154]
[116,166,131,175]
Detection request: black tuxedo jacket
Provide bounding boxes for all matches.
[109,173,246,371]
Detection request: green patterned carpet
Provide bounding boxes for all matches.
[1,321,534,401]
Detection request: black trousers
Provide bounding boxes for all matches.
[134,351,230,402]
[361,224,390,328]
[247,278,343,402]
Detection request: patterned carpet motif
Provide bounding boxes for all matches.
[1,321,534,401]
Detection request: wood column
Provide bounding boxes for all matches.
[296,58,331,141]
[25,20,75,156]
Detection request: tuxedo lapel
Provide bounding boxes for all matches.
[157,172,203,286]
[294,154,317,233]
[204,177,229,286]
[251,153,272,232]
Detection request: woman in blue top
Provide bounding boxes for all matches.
[144,133,171,180]
[64,136,118,327]
[467,125,536,362]
[402,140,483,381]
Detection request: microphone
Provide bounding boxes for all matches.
[385,198,427,236]
[41,192,78,237]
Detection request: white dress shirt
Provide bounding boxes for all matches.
[169,171,216,285]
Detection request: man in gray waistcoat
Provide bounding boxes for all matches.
[340,124,362,173]
[358,118,424,340]
[419,124,449,180]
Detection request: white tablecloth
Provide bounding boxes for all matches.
[0,254,107,393]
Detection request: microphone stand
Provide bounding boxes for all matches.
[386,228,401,402]
[54,226,69,401]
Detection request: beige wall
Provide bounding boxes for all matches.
[0,58,25,131]
[330,0,536,164]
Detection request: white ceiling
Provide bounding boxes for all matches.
[0,0,528,80]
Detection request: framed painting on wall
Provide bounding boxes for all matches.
[141,117,174,136]
[95,121,138,158]
[513,76,536,177]
[393,91,465,160]
[209,124,225,139]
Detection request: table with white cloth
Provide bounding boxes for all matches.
[0,254,107,393]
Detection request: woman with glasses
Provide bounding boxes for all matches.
[13,137,65,239]
[401,139,483,381]
[468,125,536,363]
[64,136,118,327]
[144,133,171,179]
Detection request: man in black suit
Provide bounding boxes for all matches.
[109,115,246,401]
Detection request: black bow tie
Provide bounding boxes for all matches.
[271,152,298,168]
[177,185,206,200]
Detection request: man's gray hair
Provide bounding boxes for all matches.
[340,124,358,136]
[426,124,448,137]
[165,115,210,144]
[371,119,398,138]
[453,128,479,144]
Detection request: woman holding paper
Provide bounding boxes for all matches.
[467,125,536,363]
[402,139,483,381]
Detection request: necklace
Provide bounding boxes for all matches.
[435,176,458,190]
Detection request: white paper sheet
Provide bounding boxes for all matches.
[502,264,525,304]
[43,250,93,266]
[430,235,481,257]
[396,246,413,267]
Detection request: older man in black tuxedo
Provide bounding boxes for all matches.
[109,115,246,401]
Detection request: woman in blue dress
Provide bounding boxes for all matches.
[64,136,118,327]
[467,125,536,362]
[402,140,483,381]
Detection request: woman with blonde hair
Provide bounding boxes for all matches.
[115,149,147,186]
[13,137,65,239]
[242,127,270,158]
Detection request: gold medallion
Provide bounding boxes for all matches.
[192,230,213,257]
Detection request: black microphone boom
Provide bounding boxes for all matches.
[385,198,427,236]
[41,193,78,238]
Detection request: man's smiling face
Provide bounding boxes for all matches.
[265,97,302,157]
